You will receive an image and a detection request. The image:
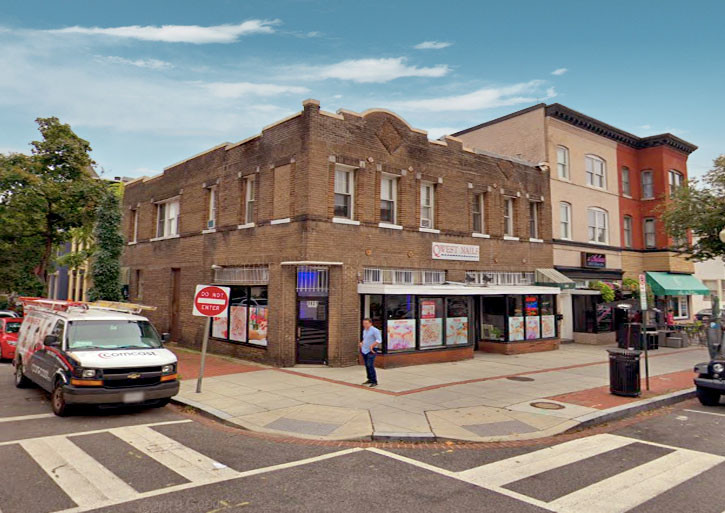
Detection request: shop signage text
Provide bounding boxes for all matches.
[431,242,480,262]
[582,253,606,269]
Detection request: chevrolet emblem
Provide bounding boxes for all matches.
[127,373,141,379]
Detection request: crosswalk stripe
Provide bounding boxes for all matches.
[20,437,137,508]
[109,425,239,483]
[548,449,725,513]
[0,413,55,423]
[458,434,635,487]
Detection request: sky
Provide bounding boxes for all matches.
[0,0,723,179]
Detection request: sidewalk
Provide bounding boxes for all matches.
[170,344,706,442]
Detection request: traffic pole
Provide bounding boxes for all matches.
[196,316,212,394]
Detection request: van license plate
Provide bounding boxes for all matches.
[123,392,145,403]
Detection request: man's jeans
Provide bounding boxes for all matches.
[363,351,377,384]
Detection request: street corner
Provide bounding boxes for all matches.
[425,404,578,442]
[227,403,373,441]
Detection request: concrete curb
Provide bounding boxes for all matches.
[567,387,697,432]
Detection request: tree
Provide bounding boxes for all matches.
[87,187,124,302]
[663,155,725,260]
[0,117,103,291]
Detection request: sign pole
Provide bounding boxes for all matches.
[639,274,650,391]
[196,316,211,394]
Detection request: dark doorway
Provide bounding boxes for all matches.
[296,299,328,364]
[170,268,181,340]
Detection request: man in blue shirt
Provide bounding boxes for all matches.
[360,318,381,387]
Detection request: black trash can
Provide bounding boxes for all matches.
[607,348,641,397]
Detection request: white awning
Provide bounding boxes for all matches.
[357,283,560,296]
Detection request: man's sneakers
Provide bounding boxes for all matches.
[362,380,372,385]
[368,382,378,388]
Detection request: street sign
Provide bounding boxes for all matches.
[638,274,647,310]
[193,285,230,318]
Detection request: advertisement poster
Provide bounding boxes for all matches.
[212,316,228,339]
[526,317,541,340]
[541,315,556,338]
[508,317,524,341]
[446,317,468,345]
[525,296,539,316]
[229,305,248,343]
[419,318,443,347]
[420,301,437,319]
[387,319,416,350]
[248,306,268,346]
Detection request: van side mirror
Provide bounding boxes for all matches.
[43,334,59,347]
[161,333,171,343]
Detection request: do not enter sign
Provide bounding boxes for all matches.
[193,285,230,318]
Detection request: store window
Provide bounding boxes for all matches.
[560,202,571,240]
[472,193,485,234]
[420,183,435,228]
[668,296,689,319]
[557,146,569,179]
[446,297,469,345]
[622,167,631,196]
[380,175,398,224]
[507,295,524,341]
[211,286,268,347]
[385,295,416,351]
[363,295,384,330]
[481,295,506,341]
[623,215,633,248]
[419,298,444,348]
[573,295,613,334]
[504,197,515,236]
[641,170,654,199]
[334,166,355,219]
[585,155,606,188]
[540,295,556,338]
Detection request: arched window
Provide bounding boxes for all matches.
[587,207,609,244]
[556,146,569,179]
[585,155,606,188]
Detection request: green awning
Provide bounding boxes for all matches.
[646,272,710,296]
[536,268,576,290]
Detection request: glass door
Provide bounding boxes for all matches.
[296,299,328,364]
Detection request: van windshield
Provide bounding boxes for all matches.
[67,320,163,350]
[5,322,21,333]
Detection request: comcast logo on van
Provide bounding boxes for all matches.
[98,351,158,359]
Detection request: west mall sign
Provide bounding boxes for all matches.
[431,242,480,262]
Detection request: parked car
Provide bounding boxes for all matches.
[695,309,725,322]
[694,359,725,406]
[0,317,23,361]
[0,310,20,318]
[14,299,178,416]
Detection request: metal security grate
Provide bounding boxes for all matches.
[466,271,535,286]
[213,266,269,285]
[363,268,446,285]
[297,266,329,295]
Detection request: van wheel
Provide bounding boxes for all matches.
[696,386,721,406]
[51,382,71,417]
[14,362,31,388]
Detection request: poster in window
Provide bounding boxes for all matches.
[248,306,268,346]
[387,319,416,350]
[420,300,437,319]
[212,316,228,339]
[525,316,540,339]
[541,315,556,338]
[446,317,468,345]
[420,318,443,347]
[229,305,248,343]
[525,296,539,316]
[508,317,524,341]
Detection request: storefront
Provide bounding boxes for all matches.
[646,271,710,322]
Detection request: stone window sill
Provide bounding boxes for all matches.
[472,233,490,239]
[150,234,180,242]
[270,218,291,225]
[238,222,255,230]
[332,217,360,225]
[419,227,441,234]
[503,235,520,241]
[378,222,403,230]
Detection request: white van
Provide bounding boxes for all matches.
[13,299,179,416]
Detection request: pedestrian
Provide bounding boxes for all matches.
[666,309,675,328]
[360,318,381,387]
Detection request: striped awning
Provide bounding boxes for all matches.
[535,268,576,289]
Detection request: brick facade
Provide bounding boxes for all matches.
[122,100,555,367]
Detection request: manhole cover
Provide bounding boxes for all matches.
[506,376,535,382]
[530,401,565,410]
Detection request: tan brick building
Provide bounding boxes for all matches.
[122,100,562,367]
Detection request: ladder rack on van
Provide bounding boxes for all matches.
[18,298,156,315]
[86,301,157,315]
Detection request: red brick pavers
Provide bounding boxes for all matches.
[172,348,264,380]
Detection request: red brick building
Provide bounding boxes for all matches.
[122,100,562,367]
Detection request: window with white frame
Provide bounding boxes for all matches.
[380,175,397,224]
[559,202,571,240]
[420,183,435,228]
[244,175,255,224]
[587,207,608,244]
[623,215,633,248]
[334,166,355,219]
[669,296,689,319]
[503,197,515,236]
[585,155,606,188]
[529,201,539,239]
[669,169,684,196]
[644,218,656,248]
[622,167,631,196]
[156,198,179,238]
[207,185,217,229]
[557,146,569,179]
[641,170,654,199]
[472,193,485,233]
[130,208,138,243]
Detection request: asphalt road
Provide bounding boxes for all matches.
[1,360,724,513]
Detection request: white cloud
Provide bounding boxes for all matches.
[49,20,280,44]
[96,55,173,69]
[204,81,309,98]
[390,80,556,112]
[414,41,452,50]
[310,57,449,83]
[423,127,461,139]
[551,67,568,76]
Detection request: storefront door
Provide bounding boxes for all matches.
[296,299,328,364]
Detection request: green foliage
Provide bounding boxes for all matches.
[622,278,638,292]
[87,187,123,301]
[663,155,725,260]
[0,117,103,292]
[591,281,615,303]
